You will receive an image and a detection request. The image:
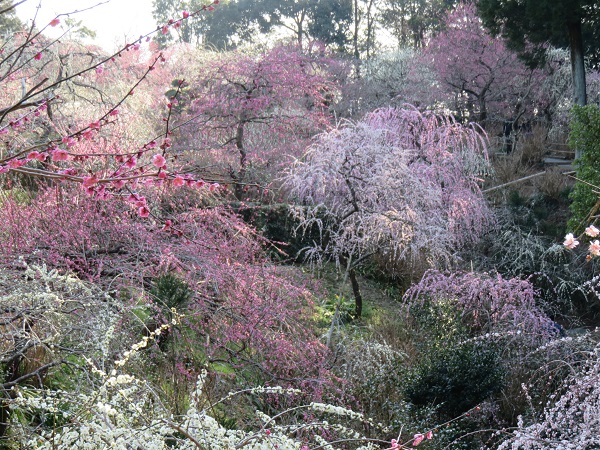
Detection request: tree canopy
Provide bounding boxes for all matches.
[152,0,353,49]
[477,0,600,107]
[380,0,458,49]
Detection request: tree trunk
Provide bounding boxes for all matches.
[233,123,246,200]
[364,0,376,59]
[349,268,363,317]
[296,9,306,49]
[339,254,364,317]
[568,20,587,108]
[568,20,587,160]
[353,0,361,78]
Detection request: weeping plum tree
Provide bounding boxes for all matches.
[285,106,493,316]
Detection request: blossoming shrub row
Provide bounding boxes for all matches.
[0,185,335,412]
[404,270,555,343]
[9,346,376,449]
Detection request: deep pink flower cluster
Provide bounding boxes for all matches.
[0,187,332,395]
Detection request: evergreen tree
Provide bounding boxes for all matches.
[380,0,457,49]
[478,0,599,108]
[152,0,256,48]
[0,0,23,37]
[152,0,353,50]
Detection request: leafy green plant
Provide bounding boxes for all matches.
[407,299,469,352]
[404,340,505,418]
[149,273,193,316]
[568,104,600,231]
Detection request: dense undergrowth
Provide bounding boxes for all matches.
[2,4,600,449]
[2,99,600,450]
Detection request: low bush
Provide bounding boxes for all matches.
[404,340,504,418]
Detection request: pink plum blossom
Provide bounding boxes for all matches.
[52,149,69,161]
[8,159,25,168]
[413,433,424,446]
[152,154,166,168]
[82,175,98,188]
[124,157,137,168]
[563,233,579,249]
[62,136,76,147]
[589,240,600,257]
[585,225,599,238]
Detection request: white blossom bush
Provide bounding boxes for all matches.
[12,363,387,450]
[0,263,121,366]
[338,339,407,429]
[498,341,600,449]
[0,263,125,442]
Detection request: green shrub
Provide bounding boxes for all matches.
[149,273,192,313]
[404,340,505,418]
[232,202,318,261]
[568,105,600,231]
[148,273,192,351]
[407,299,470,352]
